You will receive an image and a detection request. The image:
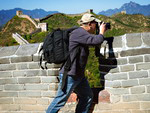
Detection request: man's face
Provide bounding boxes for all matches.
[89,21,97,34]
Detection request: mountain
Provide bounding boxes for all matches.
[0,8,59,27]
[98,1,150,16]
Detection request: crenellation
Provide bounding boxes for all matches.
[126,33,142,48]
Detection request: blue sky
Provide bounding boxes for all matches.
[0,0,149,14]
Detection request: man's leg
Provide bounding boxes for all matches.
[46,74,80,113]
[74,77,93,113]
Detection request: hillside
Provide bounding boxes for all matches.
[41,13,80,30]
[1,13,150,46]
[0,16,36,46]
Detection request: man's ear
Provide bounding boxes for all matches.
[88,22,92,26]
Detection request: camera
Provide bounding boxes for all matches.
[96,21,111,34]
[99,21,111,29]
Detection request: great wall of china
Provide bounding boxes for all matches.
[0,32,150,113]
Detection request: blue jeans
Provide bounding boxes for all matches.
[46,74,93,113]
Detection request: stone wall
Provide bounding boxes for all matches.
[0,32,150,113]
[17,11,47,32]
[0,43,60,113]
[60,32,150,113]
[96,33,150,113]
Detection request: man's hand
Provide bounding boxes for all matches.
[99,22,107,35]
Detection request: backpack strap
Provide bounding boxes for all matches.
[61,46,80,92]
[38,45,45,70]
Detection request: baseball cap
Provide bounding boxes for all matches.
[78,13,101,24]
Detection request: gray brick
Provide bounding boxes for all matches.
[130,86,145,94]
[113,36,123,48]
[136,63,150,70]
[19,91,41,97]
[147,85,150,93]
[144,54,150,62]
[0,71,12,78]
[47,69,59,76]
[11,56,32,63]
[126,33,142,47]
[33,55,40,62]
[107,88,129,95]
[20,105,46,111]
[123,94,150,102]
[14,98,37,104]
[0,85,3,91]
[0,78,18,85]
[15,43,39,56]
[0,57,10,64]
[13,70,27,77]
[105,73,128,81]
[25,70,47,76]
[139,78,150,85]
[120,65,135,72]
[0,98,13,104]
[18,77,41,84]
[0,92,18,97]
[16,63,28,70]
[49,83,59,90]
[129,71,148,79]
[122,79,139,88]
[120,48,150,57]
[0,104,20,111]
[142,32,150,46]
[4,84,24,90]
[46,63,61,69]
[36,98,49,105]
[128,56,143,64]
[140,102,150,110]
[0,46,19,57]
[110,95,121,103]
[13,70,47,77]
[29,62,61,69]
[132,110,150,113]
[0,64,16,71]
[105,81,121,88]
[28,62,40,69]
[42,91,57,98]
[24,84,49,90]
[41,76,59,83]
[112,102,140,110]
[117,58,128,65]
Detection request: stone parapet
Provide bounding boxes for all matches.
[0,43,60,112]
[0,32,150,113]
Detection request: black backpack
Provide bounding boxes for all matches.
[39,27,79,91]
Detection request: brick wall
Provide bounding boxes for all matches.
[0,43,60,113]
[0,32,150,113]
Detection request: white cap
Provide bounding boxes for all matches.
[78,13,101,24]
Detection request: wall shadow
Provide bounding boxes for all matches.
[89,37,117,113]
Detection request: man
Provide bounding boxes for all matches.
[46,13,107,113]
